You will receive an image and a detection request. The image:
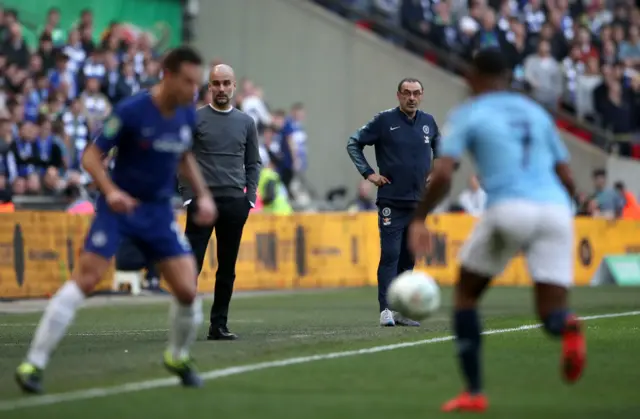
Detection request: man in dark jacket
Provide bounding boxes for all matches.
[346,78,440,327]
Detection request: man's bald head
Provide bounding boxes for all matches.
[209,64,235,82]
[208,64,236,110]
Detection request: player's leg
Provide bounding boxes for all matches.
[442,206,524,412]
[377,206,404,326]
[184,199,215,275]
[527,206,585,383]
[150,219,204,387]
[392,210,420,326]
[16,212,119,394]
[156,253,203,388]
[209,197,250,340]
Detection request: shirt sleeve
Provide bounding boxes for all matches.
[93,103,129,154]
[430,116,441,159]
[439,110,472,160]
[346,113,383,178]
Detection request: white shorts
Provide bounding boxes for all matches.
[458,200,574,288]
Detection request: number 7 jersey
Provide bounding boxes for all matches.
[439,91,571,209]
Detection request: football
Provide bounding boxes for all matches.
[387,270,441,320]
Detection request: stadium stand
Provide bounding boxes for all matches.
[0,4,310,213]
[311,0,640,220]
[314,0,640,159]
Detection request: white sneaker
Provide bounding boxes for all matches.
[380,309,395,327]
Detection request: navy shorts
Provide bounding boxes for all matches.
[84,196,192,262]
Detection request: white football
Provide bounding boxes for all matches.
[387,270,441,320]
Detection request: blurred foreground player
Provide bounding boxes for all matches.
[15,46,216,394]
[408,49,586,412]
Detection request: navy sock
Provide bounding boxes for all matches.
[454,309,482,394]
[543,309,569,337]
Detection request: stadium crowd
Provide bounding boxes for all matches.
[0,6,307,213]
[314,0,640,218]
[316,0,640,157]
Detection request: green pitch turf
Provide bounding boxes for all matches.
[0,286,639,418]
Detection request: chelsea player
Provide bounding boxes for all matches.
[408,49,586,412]
[15,46,216,394]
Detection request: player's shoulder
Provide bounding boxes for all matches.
[417,109,438,123]
[115,91,151,113]
[370,108,396,124]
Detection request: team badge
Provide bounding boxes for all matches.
[422,125,430,135]
[103,116,121,138]
[382,207,391,217]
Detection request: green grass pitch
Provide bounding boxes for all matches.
[0,286,639,418]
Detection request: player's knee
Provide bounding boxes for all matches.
[72,253,111,294]
[174,286,197,305]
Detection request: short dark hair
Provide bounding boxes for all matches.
[162,45,203,73]
[614,181,625,191]
[397,78,423,92]
[593,168,606,178]
[472,48,510,76]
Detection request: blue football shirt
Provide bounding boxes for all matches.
[439,92,571,208]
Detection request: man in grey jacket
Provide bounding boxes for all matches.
[179,64,261,341]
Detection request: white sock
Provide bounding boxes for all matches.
[167,297,203,360]
[26,281,85,369]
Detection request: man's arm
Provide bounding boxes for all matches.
[244,118,261,205]
[83,112,126,196]
[346,113,382,179]
[178,151,212,200]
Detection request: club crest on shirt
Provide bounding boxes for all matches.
[103,116,122,138]
[422,125,430,135]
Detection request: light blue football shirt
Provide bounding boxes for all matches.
[439,91,571,208]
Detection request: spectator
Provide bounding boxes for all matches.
[80,76,111,130]
[348,179,376,212]
[575,55,602,120]
[524,40,563,109]
[457,174,486,217]
[618,24,640,66]
[4,21,29,69]
[615,181,640,220]
[591,169,624,217]
[36,115,65,193]
[10,120,41,195]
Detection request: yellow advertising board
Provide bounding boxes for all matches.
[1,211,639,299]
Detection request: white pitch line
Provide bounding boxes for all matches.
[0,310,638,412]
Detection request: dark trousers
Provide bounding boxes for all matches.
[184,196,250,327]
[377,205,415,312]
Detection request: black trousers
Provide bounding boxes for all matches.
[184,196,250,327]
[377,205,415,312]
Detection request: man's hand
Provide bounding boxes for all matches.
[367,173,391,187]
[194,195,217,226]
[408,219,432,259]
[106,189,139,214]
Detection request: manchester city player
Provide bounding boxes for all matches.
[15,46,216,394]
[409,49,586,412]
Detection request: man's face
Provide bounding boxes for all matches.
[167,62,203,106]
[594,174,606,189]
[209,70,235,107]
[396,81,423,114]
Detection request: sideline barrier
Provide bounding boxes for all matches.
[1,212,639,299]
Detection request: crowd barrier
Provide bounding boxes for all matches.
[1,212,639,299]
